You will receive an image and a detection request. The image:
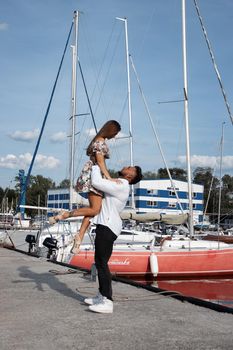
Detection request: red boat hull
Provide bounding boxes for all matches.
[69,248,233,278]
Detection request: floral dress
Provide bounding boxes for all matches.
[75,139,110,196]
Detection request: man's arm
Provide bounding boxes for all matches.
[91,165,124,196]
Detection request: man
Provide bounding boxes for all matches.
[84,164,142,314]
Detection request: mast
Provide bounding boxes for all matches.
[116,17,135,209]
[69,11,79,210]
[182,0,194,236]
[217,122,225,235]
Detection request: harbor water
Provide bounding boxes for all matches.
[130,276,233,310]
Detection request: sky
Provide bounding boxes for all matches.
[1,0,233,189]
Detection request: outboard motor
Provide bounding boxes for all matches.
[25,234,36,254]
[43,237,58,259]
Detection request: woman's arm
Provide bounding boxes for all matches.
[92,138,121,183]
[91,165,126,196]
[95,152,111,179]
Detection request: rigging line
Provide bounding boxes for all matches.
[193,0,233,125]
[202,127,225,225]
[78,59,97,133]
[93,23,124,120]
[119,95,128,120]
[202,169,216,226]
[82,19,117,110]
[129,54,184,214]
[22,20,74,198]
[79,16,118,124]
[137,3,158,62]
[208,209,233,225]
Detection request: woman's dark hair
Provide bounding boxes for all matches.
[130,166,143,185]
[86,120,121,156]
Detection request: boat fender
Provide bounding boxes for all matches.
[150,253,158,277]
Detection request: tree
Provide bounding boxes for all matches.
[142,171,157,179]
[220,174,233,214]
[157,167,187,181]
[57,179,70,189]
[14,175,56,217]
[222,174,233,192]
[0,187,17,212]
[193,167,219,214]
[0,187,4,206]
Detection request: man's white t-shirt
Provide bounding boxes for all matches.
[91,165,130,236]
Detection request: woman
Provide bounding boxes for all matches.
[49,120,121,254]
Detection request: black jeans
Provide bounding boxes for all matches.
[94,224,117,301]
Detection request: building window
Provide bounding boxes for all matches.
[168,202,177,208]
[147,189,158,195]
[147,201,157,207]
[187,203,197,209]
[192,192,197,198]
[59,193,69,200]
[169,191,176,197]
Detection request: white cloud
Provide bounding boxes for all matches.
[49,132,67,143]
[9,129,40,142]
[35,154,60,169]
[177,155,233,170]
[0,153,60,170]
[0,22,8,31]
[0,154,19,169]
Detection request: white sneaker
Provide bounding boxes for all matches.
[88,297,113,314]
[84,292,103,306]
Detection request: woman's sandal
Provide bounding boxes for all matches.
[48,210,68,225]
[48,216,57,225]
[70,234,82,254]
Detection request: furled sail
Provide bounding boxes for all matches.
[120,211,188,224]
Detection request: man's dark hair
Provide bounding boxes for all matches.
[130,166,143,185]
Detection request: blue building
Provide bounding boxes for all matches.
[47,188,88,211]
[47,179,204,224]
[133,179,204,224]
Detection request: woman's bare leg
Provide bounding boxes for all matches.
[54,192,102,222]
[70,193,102,254]
[77,216,92,242]
[71,216,91,254]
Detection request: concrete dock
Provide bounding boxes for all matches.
[0,247,232,350]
